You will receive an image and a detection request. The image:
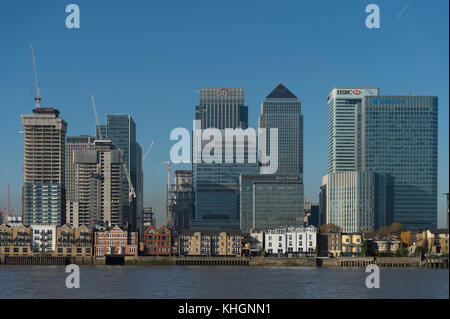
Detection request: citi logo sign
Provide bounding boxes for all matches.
[336,89,362,95]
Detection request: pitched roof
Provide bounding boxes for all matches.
[178,229,242,236]
[266,83,297,99]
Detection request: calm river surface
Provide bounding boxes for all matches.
[0,265,448,299]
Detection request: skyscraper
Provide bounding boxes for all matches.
[259,83,303,176]
[240,84,304,232]
[73,140,124,227]
[361,96,438,230]
[324,88,437,231]
[65,135,95,200]
[65,135,95,226]
[97,115,143,231]
[327,88,379,173]
[195,87,248,129]
[192,88,257,230]
[21,107,67,226]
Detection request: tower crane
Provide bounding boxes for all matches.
[123,163,136,203]
[90,93,103,140]
[143,140,155,162]
[0,183,14,220]
[30,45,42,108]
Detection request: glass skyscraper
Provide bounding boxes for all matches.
[195,87,248,129]
[97,115,143,231]
[192,88,257,230]
[239,84,305,232]
[327,87,379,173]
[361,96,438,230]
[259,83,303,176]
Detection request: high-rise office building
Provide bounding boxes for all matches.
[324,88,437,231]
[361,96,438,230]
[195,87,248,129]
[21,107,67,226]
[259,83,303,176]
[240,84,304,232]
[97,115,143,231]
[192,87,257,230]
[65,135,95,204]
[321,171,393,233]
[327,87,379,173]
[240,175,304,232]
[72,140,124,227]
[65,135,95,226]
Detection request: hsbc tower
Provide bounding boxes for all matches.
[327,87,379,173]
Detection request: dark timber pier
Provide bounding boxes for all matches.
[4,256,68,265]
[176,258,249,266]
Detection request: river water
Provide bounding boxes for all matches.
[0,265,447,299]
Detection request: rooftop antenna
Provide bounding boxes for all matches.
[30,45,42,108]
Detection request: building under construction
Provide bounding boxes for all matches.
[21,107,67,226]
[168,170,193,232]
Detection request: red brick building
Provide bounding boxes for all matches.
[142,225,172,256]
[94,225,138,257]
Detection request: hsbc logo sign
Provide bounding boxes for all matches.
[336,89,362,95]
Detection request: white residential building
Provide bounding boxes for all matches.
[31,225,56,253]
[264,226,317,256]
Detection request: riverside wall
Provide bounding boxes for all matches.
[1,255,446,268]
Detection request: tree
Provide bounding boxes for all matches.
[388,222,404,235]
[376,225,389,237]
[395,247,409,257]
[319,223,341,234]
[400,231,412,246]
[362,240,378,257]
[415,246,425,258]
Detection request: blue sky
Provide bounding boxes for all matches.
[0,0,448,227]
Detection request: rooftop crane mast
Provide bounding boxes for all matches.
[30,45,42,108]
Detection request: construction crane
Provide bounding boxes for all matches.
[142,140,155,162]
[160,161,172,226]
[0,183,14,220]
[30,45,42,108]
[123,163,136,202]
[90,93,103,140]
